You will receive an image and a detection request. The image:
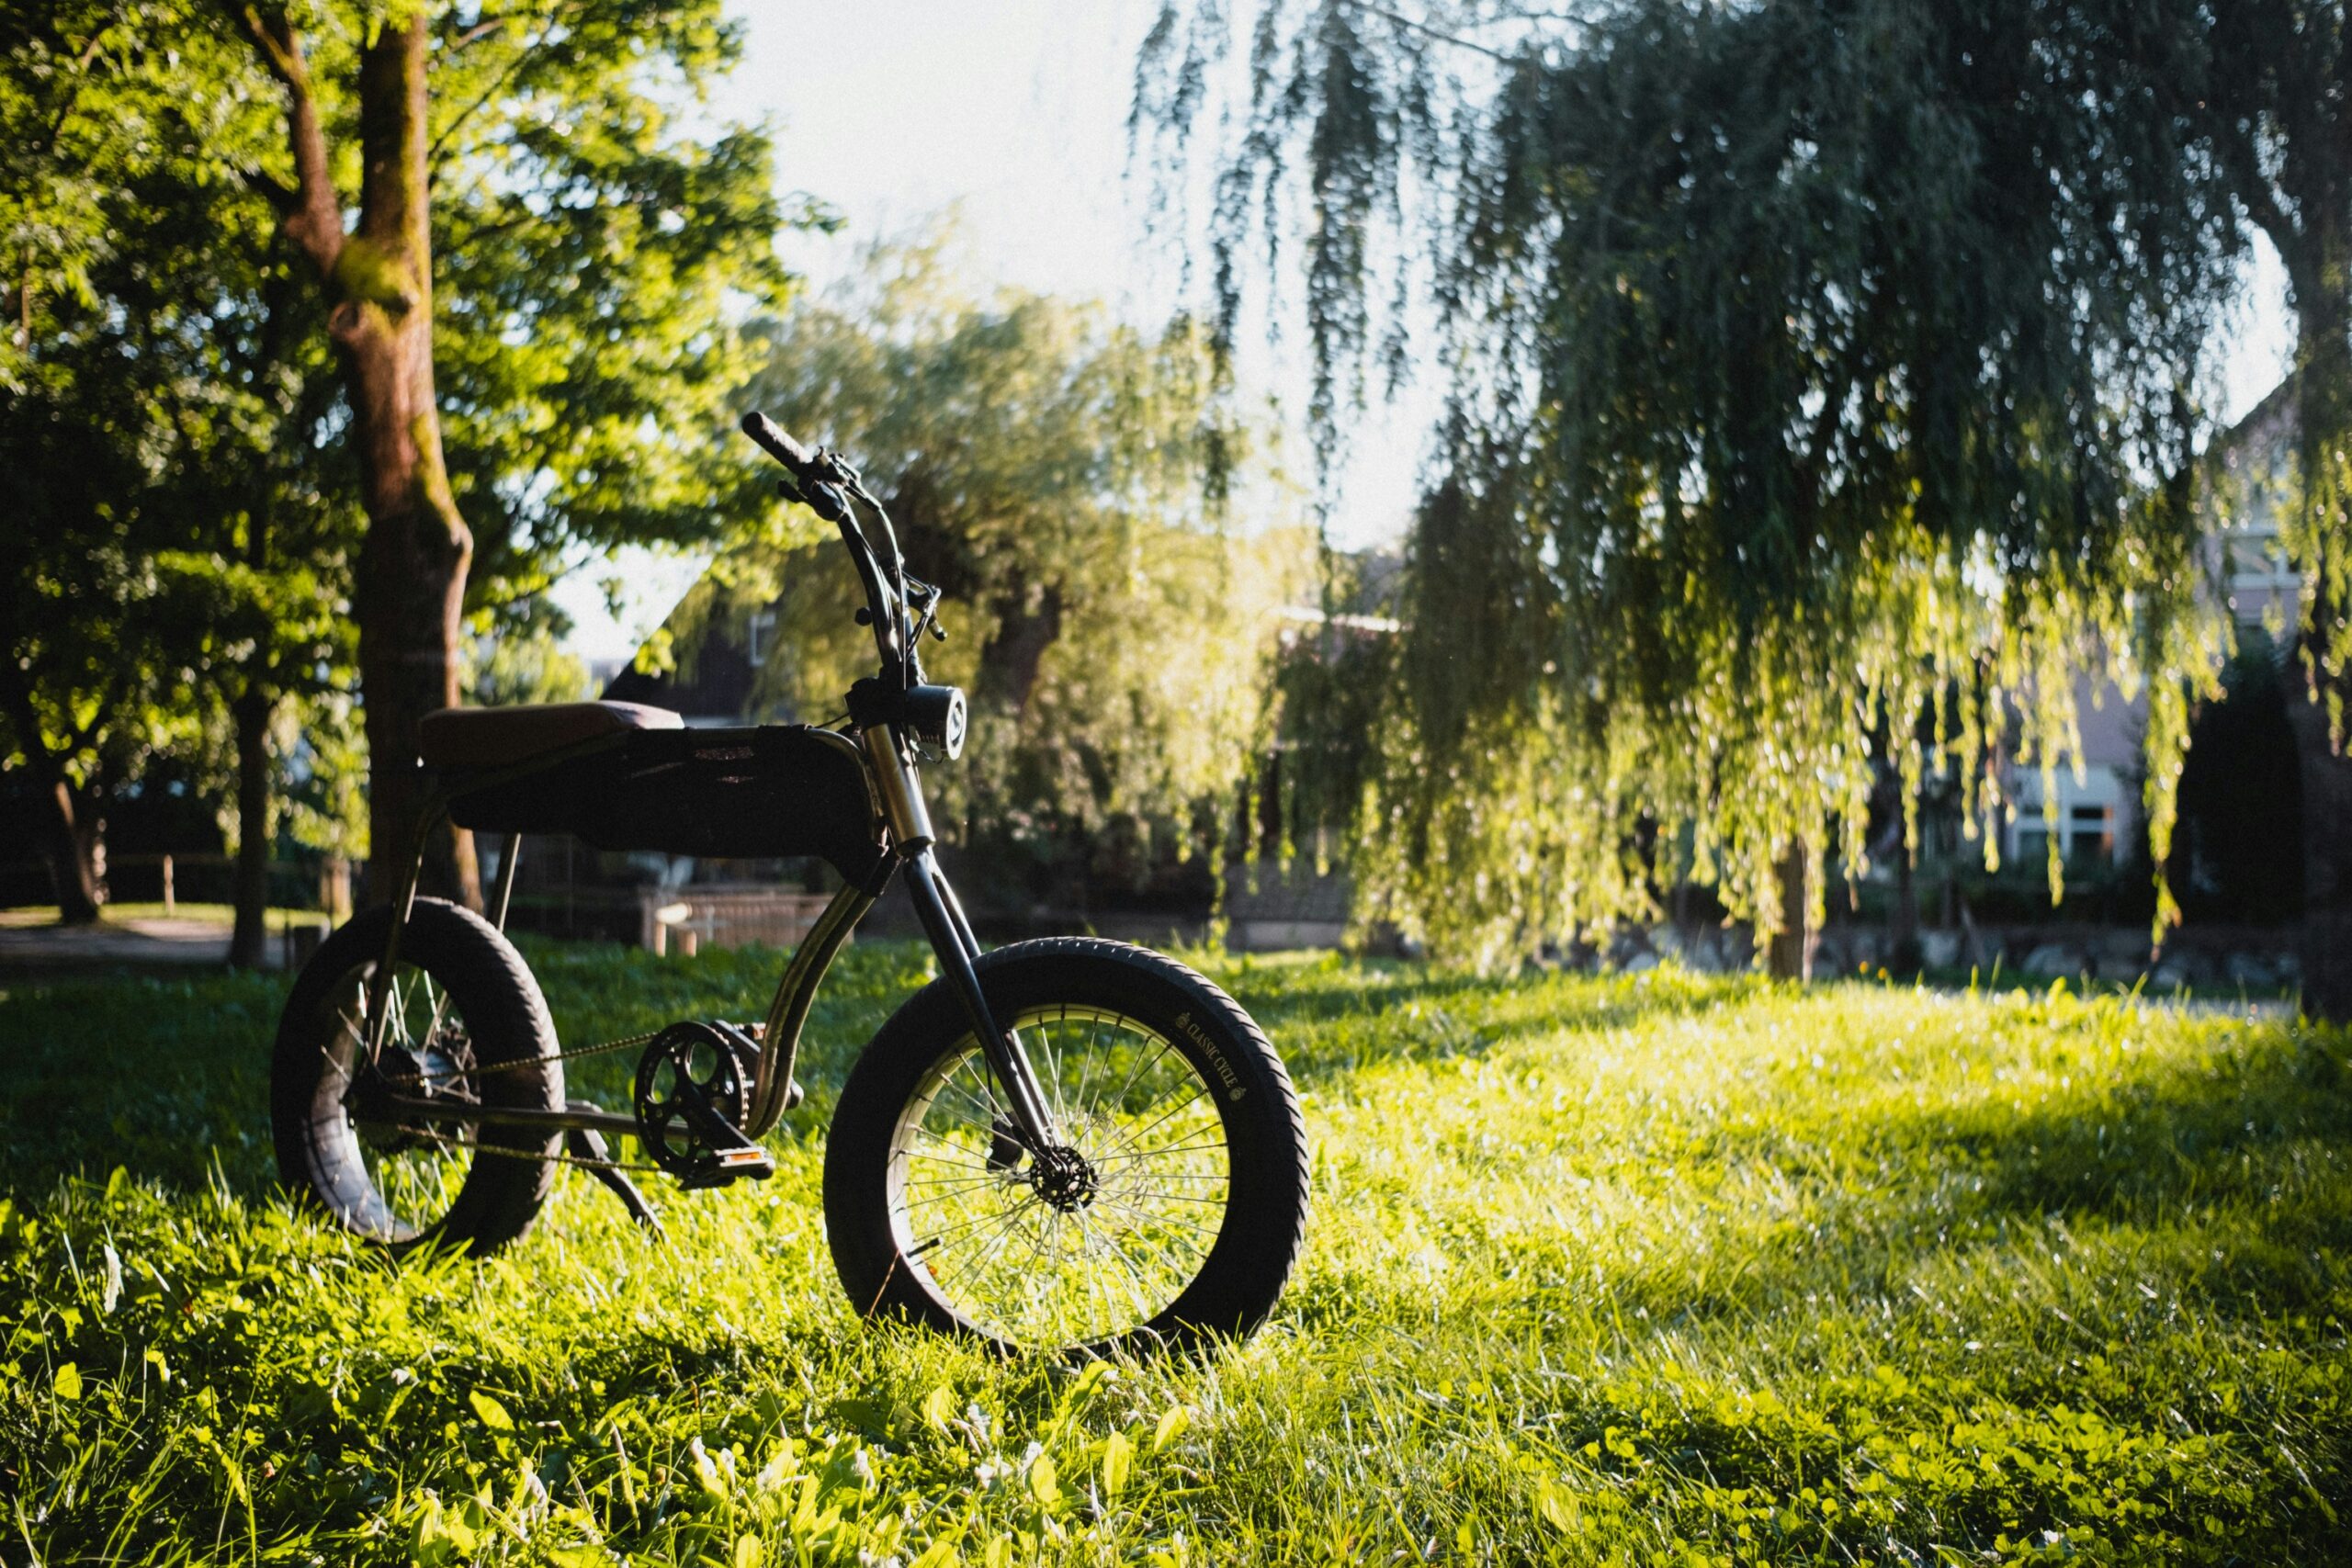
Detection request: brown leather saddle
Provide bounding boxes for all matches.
[418,700,682,769]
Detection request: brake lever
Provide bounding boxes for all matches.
[775,473,853,525]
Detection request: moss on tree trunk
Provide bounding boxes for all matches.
[241,7,479,910]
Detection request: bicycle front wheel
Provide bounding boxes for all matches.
[823,938,1308,1356]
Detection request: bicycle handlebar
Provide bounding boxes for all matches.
[739,409,912,680]
[740,411,819,477]
[735,408,965,758]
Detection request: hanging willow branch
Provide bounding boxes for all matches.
[1138,0,2246,964]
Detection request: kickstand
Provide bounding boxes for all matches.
[565,1111,664,1240]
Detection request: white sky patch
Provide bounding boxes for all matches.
[2216,231,2295,426]
[548,547,718,666]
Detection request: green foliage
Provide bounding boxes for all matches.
[3,950,2349,1561]
[1135,0,2275,964]
[419,0,830,618]
[1,2,353,870]
[2,1,823,870]
[464,620,594,709]
[707,247,1314,874]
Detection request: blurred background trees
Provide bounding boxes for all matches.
[1135,0,2352,997]
[6,0,2347,1005]
[658,247,1311,905]
[4,1,821,956]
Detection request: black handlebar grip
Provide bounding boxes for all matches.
[740,411,817,475]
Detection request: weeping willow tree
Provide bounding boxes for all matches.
[1136,0,2249,970]
[2205,0,2352,1016]
[677,247,1312,894]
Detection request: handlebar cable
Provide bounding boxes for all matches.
[835,467,909,610]
[831,462,918,686]
[740,412,924,689]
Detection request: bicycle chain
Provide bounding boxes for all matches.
[384,1119,665,1176]
[373,1028,666,1089]
[366,1024,775,1175]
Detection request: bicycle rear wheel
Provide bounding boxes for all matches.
[271,898,564,1255]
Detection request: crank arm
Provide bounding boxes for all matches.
[565,1118,665,1239]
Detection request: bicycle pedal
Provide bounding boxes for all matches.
[715,1145,774,1175]
[680,1145,775,1190]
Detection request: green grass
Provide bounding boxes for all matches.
[2,943,2346,1565]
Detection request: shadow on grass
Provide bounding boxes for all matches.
[1868,1024,2352,1314]
[1564,1011,2352,1337]
[0,966,290,1197]
[0,942,1758,1201]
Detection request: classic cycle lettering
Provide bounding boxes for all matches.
[1175,1011,1247,1101]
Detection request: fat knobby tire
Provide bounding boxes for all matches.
[823,937,1309,1355]
[272,897,564,1256]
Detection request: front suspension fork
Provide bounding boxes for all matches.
[861,722,1062,1153]
[900,849,1062,1153]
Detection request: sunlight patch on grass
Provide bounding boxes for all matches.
[2,947,2346,1562]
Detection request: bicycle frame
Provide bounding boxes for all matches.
[357,412,1067,1161]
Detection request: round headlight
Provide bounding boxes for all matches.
[902,683,967,761]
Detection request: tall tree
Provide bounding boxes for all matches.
[223,0,806,906]
[226,2,479,901]
[1136,0,2245,970]
[690,249,1310,890]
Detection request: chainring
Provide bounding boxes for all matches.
[630,1022,759,1181]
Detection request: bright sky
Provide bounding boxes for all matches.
[552,0,2299,662]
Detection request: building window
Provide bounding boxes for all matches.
[2068,804,2115,863]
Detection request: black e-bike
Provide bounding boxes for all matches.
[269,412,1310,1356]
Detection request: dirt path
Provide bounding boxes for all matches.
[0,912,290,972]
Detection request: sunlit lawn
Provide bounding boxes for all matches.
[1,942,2346,1564]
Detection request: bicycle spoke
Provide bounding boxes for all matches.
[901,1144,1002,1177]
[1088,1135,1227,1168]
[886,1006,1238,1348]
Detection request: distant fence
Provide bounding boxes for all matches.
[639,886,832,955]
[0,854,345,919]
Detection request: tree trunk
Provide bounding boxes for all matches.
[0,664,102,923]
[1766,839,1816,981]
[2291,211,2352,1021]
[243,11,479,910]
[43,780,102,923]
[229,685,275,969]
[345,14,477,908]
[356,501,477,908]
